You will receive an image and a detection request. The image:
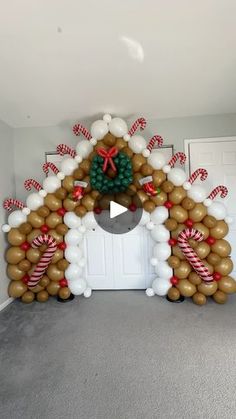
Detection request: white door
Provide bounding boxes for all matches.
[185,137,236,277]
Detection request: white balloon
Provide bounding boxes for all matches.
[76,140,93,158]
[187,185,208,203]
[64,212,81,229]
[1,224,11,233]
[84,287,92,298]
[90,120,109,140]
[65,264,83,281]
[60,158,78,175]
[151,225,170,242]
[150,206,169,224]
[26,193,44,210]
[68,278,87,295]
[153,243,171,261]
[65,246,83,264]
[167,168,187,186]
[109,117,128,137]
[147,151,166,170]
[137,210,150,225]
[8,210,27,228]
[82,212,97,230]
[43,175,61,193]
[128,135,146,154]
[65,229,83,245]
[208,202,227,220]
[145,288,155,297]
[154,261,173,279]
[152,278,171,296]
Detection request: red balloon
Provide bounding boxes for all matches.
[213,271,222,281]
[20,241,31,251]
[170,276,179,285]
[58,242,67,250]
[59,278,68,287]
[129,204,137,212]
[164,201,173,209]
[94,207,102,214]
[57,207,67,216]
[206,236,216,245]
[40,224,50,233]
[184,219,194,228]
[22,274,30,284]
[168,238,177,246]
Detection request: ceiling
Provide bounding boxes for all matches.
[0,0,236,128]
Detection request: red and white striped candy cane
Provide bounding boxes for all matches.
[24,179,42,191]
[27,235,57,288]
[188,168,208,184]
[56,144,76,158]
[147,135,164,151]
[3,198,25,211]
[128,117,146,136]
[208,185,228,200]
[178,229,213,282]
[72,123,92,140]
[168,152,186,167]
[43,162,59,175]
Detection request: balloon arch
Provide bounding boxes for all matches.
[2,114,236,305]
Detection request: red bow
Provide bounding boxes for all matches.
[143,182,159,196]
[97,147,118,172]
[72,186,85,201]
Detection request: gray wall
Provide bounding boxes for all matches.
[0,120,15,306]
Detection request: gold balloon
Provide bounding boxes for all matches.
[182,197,195,210]
[26,248,41,263]
[37,206,50,217]
[189,238,198,249]
[18,259,31,272]
[172,245,185,260]
[103,133,116,147]
[115,193,132,208]
[58,287,71,300]
[6,247,25,264]
[165,218,178,231]
[75,205,87,217]
[44,194,62,211]
[152,170,166,186]
[51,249,63,264]
[211,239,231,258]
[81,195,95,211]
[133,173,143,188]
[91,190,102,200]
[207,252,221,266]
[27,229,41,243]
[21,291,35,303]
[56,223,68,235]
[47,264,64,281]
[57,259,69,271]
[177,279,197,297]
[212,290,228,304]
[8,229,26,246]
[132,155,146,172]
[63,198,78,212]
[48,230,63,243]
[39,275,50,288]
[140,164,153,176]
[46,213,62,229]
[192,292,207,305]
[198,281,217,296]
[62,176,74,192]
[168,187,187,205]
[36,290,49,302]
[115,138,127,150]
[210,220,229,239]
[167,287,180,301]
[193,223,209,240]
[202,260,214,274]
[215,258,233,276]
[8,280,27,298]
[168,255,181,269]
[170,205,188,223]
[7,264,25,280]
[99,194,115,210]
[73,167,85,180]
[88,151,97,162]
[188,272,202,285]
[189,203,207,222]
[143,200,156,213]
[27,212,44,228]
[150,191,167,206]
[195,242,211,259]
[126,185,137,196]
[174,261,192,279]
[55,187,68,200]
[203,215,217,228]
[30,284,44,293]
[171,224,185,240]
[122,147,133,158]
[133,191,148,205]
[162,180,174,193]
[79,159,91,174]
[19,222,32,235]
[218,276,236,294]
[47,281,60,296]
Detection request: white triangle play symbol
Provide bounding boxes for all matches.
[110,201,128,219]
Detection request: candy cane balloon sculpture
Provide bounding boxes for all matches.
[56,144,76,158]
[3,198,25,211]
[24,179,43,191]
[147,135,164,151]
[208,185,228,200]
[128,117,146,136]
[188,168,208,184]
[72,123,92,140]
[178,229,213,282]
[168,152,186,167]
[43,162,59,175]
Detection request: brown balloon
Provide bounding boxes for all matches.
[36,290,49,302]
[88,151,97,161]
[189,203,207,222]
[122,147,133,158]
[210,220,229,239]
[212,290,228,304]
[19,222,32,235]
[27,212,44,228]
[81,194,95,211]
[165,218,178,231]
[46,213,62,229]
[203,215,217,229]
[162,180,174,193]
[8,280,27,298]
[207,252,221,266]
[174,261,192,279]
[195,242,211,259]
[73,167,85,180]
[167,287,180,301]
[83,176,92,194]
[150,191,167,206]
[182,197,195,210]
[47,281,60,296]
[215,258,233,276]
[91,190,102,200]
[21,291,35,303]
[126,184,137,196]
[27,229,41,243]
[143,200,156,213]
[140,164,153,176]
[170,205,188,223]
[18,259,32,272]
[193,223,209,240]
[132,155,146,172]
[7,264,25,281]
[58,287,71,300]
[47,264,64,281]
[51,249,64,264]
[99,194,114,210]
[167,255,181,269]
[177,279,197,297]
[55,187,68,200]
[62,176,74,192]
[8,229,26,246]
[168,187,187,205]
[75,205,87,217]
[39,275,50,288]
[172,245,185,260]
[198,281,217,296]
[188,272,202,285]
[56,223,68,235]
[152,170,166,186]
[44,194,62,211]
[63,198,78,212]
[103,133,116,147]
[211,239,231,258]
[192,292,207,305]
[6,247,25,264]
[218,276,236,294]
[37,206,50,218]
[57,259,69,271]
[26,248,41,263]
[80,159,91,174]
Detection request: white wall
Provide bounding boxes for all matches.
[0,120,15,306]
[14,113,236,200]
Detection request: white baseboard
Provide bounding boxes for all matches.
[0,297,14,312]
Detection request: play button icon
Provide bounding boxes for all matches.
[94,190,143,234]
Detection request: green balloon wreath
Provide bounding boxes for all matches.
[90,152,133,194]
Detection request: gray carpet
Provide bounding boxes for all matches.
[0,291,236,419]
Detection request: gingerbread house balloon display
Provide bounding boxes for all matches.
[2,114,236,305]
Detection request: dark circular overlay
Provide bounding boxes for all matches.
[94,189,143,234]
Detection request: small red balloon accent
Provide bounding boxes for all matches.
[129,203,137,212]
[58,242,67,250]
[170,276,179,286]
[40,224,50,233]
[164,201,173,209]
[20,241,31,251]
[59,278,68,287]
[184,219,194,228]
[94,207,102,214]
[168,238,177,246]
[206,236,216,245]
[213,272,222,281]
[22,274,29,284]
[57,207,67,216]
